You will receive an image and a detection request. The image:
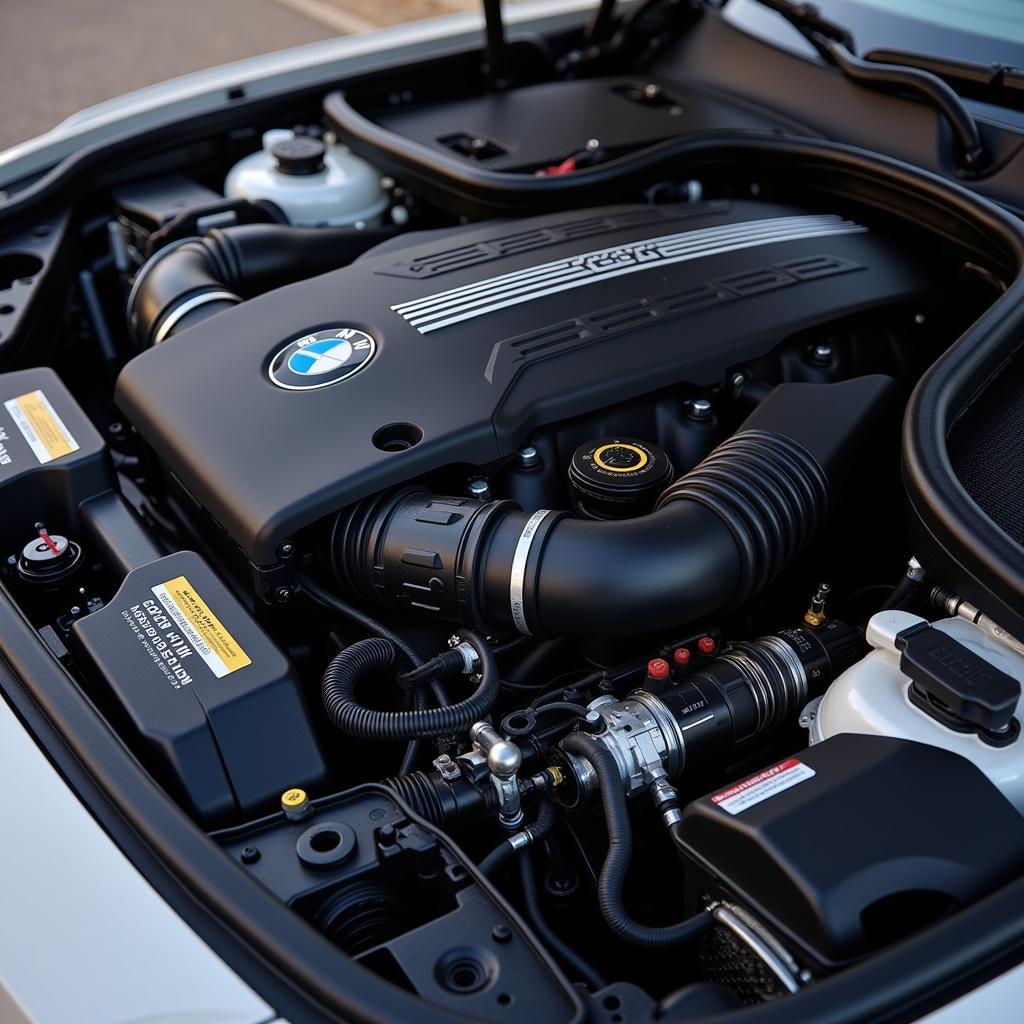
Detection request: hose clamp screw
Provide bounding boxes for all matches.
[433,754,461,780]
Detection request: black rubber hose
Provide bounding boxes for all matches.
[340,429,826,638]
[562,732,712,948]
[128,222,398,346]
[518,850,607,991]
[397,649,468,689]
[298,569,429,768]
[479,800,559,877]
[298,570,423,669]
[822,39,985,171]
[322,630,498,740]
[339,379,897,638]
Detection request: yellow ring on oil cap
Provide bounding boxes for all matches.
[592,442,649,473]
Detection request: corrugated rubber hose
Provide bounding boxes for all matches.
[322,630,498,740]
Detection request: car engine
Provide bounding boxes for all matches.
[4,8,1024,1019]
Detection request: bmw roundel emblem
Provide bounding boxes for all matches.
[269,327,376,391]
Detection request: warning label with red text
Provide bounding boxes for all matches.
[710,758,815,815]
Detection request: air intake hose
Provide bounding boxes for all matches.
[128,222,398,346]
[336,378,898,637]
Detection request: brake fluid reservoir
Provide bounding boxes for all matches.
[808,609,1024,812]
[224,130,387,227]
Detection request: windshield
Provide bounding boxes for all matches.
[853,0,1024,40]
[726,0,1024,66]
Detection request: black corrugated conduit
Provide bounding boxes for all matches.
[321,629,498,741]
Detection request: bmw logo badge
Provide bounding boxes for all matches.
[269,327,376,391]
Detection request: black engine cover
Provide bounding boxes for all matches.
[116,200,929,564]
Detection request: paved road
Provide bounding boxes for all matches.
[0,0,474,152]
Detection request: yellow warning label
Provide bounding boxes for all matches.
[150,576,251,679]
[3,390,79,464]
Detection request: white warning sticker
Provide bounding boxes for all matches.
[710,758,815,816]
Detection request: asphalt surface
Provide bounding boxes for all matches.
[0,0,475,152]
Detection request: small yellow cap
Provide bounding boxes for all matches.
[281,787,311,820]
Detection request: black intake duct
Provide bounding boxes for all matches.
[336,378,898,637]
[128,222,398,347]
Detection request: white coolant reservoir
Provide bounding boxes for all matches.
[224,130,387,227]
[808,609,1024,812]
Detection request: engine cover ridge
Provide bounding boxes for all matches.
[115,200,930,563]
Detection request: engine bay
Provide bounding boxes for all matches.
[4,4,1024,1021]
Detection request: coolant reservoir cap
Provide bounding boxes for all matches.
[271,136,326,176]
[224,132,387,226]
[568,437,673,519]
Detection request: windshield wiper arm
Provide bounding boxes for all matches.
[743,0,987,172]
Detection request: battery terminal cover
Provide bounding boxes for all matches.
[71,549,325,824]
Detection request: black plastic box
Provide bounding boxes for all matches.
[0,367,111,551]
[72,550,326,824]
[676,733,1024,969]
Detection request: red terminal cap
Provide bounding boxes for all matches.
[697,636,717,655]
[647,658,671,680]
[672,647,691,666]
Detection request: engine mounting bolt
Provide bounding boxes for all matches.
[586,138,600,151]
[730,371,747,389]
[466,478,492,501]
[240,846,261,865]
[276,541,294,559]
[687,397,713,421]
[491,924,513,944]
[516,445,541,469]
[275,585,292,603]
[698,636,717,655]
[647,657,671,680]
[673,647,691,666]
[810,343,833,365]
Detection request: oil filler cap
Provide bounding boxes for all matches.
[895,621,1021,745]
[568,437,673,519]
